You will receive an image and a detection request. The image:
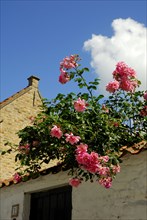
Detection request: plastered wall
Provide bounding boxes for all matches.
[0,151,146,220]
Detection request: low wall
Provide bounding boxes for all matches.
[0,151,146,220]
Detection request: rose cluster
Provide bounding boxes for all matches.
[50,126,120,189]
[59,54,80,84]
[106,62,138,93]
[50,125,81,145]
[71,143,120,188]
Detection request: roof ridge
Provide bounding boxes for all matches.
[0,141,146,188]
[0,86,32,109]
[0,75,40,109]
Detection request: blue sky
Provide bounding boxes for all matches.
[1,0,147,101]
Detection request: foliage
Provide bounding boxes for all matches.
[2,55,147,188]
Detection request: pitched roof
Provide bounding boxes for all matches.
[0,161,64,188]
[119,140,147,156]
[0,140,146,188]
[0,75,41,109]
[0,87,32,109]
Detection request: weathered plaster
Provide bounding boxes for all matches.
[0,151,146,220]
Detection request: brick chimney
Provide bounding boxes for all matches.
[27,76,40,88]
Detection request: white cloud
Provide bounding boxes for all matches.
[83,18,147,95]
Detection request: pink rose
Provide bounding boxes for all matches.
[18,144,30,154]
[90,152,99,163]
[106,80,119,93]
[60,55,79,70]
[86,163,99,173]
[112,165,121,174]
[50,125,63,139]
[69,178,81,187]
[65,132,81,145]
[143,92,147,100]
[113,62,136,80]
[127,67,136,78]
[76,150,99,174]
[59,69,70,84]
[76,153,84,164]
[102,104,109,113]
[76,143,88,154]
[79,152,91,165]
[74,98,88,112]
[13,173,22,183]
[119,79,137,92]
[112,62,138,92]
[98,177,112,188]
[97,166,110,176]
[99,155,109,163]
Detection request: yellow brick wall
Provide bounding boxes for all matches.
[0,77,43,180]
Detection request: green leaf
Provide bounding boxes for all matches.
[83,67,89,72]
[77,69,84,75]
[70,72,75,79]
[74,78,82,83]
[88,85,97,90]
[78,83,85,88]
[81,93,89,100]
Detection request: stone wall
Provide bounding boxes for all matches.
[0,76,42,180]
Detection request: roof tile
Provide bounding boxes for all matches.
[0,141,146,188]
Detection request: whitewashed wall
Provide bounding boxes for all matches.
[0,151,146,220]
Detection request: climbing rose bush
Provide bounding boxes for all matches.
[6,54,146,188]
